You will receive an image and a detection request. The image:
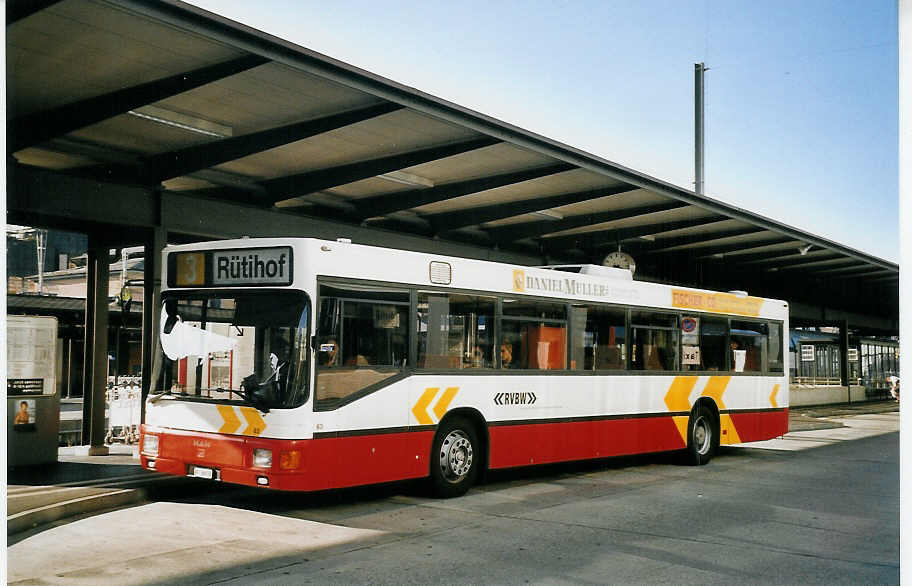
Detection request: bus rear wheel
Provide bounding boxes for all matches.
[430,416,479,498]
[685,405,718,466]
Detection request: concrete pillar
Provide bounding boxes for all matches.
[81,242,110,455]
[839,319,850,399]
[140,226,166,424]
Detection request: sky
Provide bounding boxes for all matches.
[186,0,899,262]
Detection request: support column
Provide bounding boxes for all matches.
[140,226,166,424]
[839,319,850,400]
[81,242,110,455]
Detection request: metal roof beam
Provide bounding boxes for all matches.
[810,263,890,275]
[427,185,640,234]
[355,162,575,220]
[864,274,900,283]
[9,54,269,153]
[633,227,770,255]
[556,217,729,253]
[750,253,848,270]
[263,136,501,205]
[487,201,690,244]
[771,257,866,272]
[828,268,895,280]
[706,244,812,263]
[642,235,794,260]
[149,102,404,182]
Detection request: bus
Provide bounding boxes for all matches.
[140,237,789,497]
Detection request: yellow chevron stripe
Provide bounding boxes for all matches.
[719,414,742,445]
[433,387,459,420]
[770,384,780,408]
[217,405,241,434]
[700,376,731,410]
[412,387,438,425]
[240,406,266,436]
[665,376,698,412]
[672,415,690,446]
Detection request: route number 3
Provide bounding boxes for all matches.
[175,253,205,286]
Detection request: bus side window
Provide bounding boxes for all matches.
[570,305,625,371]
[500,298,567,369]
[630,311,678,371]
[767,322,784,373]
[681,316,726,371]
[416,292,495,369]
[730,320,767,373]
[315,284,409,404]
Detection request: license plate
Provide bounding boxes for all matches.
[189,465,215,480]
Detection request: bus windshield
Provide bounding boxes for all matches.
[152,290,310,409]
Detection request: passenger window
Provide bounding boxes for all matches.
[630,311,678,371]
[570,305,626,370]
[500,298,567,369]
[417,292,495,369]
[681,316,727,371]
[730,320,767,373]
[767,322,784,373]
[315,284,409,404]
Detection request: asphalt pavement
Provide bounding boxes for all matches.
[6,400,899,584]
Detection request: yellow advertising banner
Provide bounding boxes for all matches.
[671,289,764,317]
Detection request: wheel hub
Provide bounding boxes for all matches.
[439,430,473,483]
[693,416,711,455]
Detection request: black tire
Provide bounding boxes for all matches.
[430,416,480,498]
[684,405,718,466]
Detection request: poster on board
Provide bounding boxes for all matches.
[12,398,36,432]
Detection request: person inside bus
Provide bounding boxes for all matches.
[469,345,485,368]
[500,341,515,368]
[319,338,339,367]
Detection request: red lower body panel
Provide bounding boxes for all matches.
[140,425,432,491]
[488,416,685,469]
[141,408,788,491]
[729,408,789,443]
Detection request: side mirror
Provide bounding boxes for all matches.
[163,299,179,334]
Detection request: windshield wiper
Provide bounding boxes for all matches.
[148,390,172,403]
[216,385,271,414]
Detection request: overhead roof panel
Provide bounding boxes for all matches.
[7,0,244,117]
[401,142,555,184]
[154,63,384,134]
[539,204,721,239]
[212,108,481,180]
[414,168,613,216]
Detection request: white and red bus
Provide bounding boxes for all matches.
[140,237,788,496]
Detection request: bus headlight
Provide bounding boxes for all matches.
[142,434,159,456]
[253,448,273,468]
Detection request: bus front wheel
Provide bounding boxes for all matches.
[430,416,479,498]
[685,405,718,466]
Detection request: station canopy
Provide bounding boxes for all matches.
[6,0,899,326]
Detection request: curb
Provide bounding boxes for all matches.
[7,476,182,537]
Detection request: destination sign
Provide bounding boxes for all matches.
[170,247,293,287]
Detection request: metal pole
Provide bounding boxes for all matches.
[694,63,705,195]
[36,229,47,294]
[140,227,165,425]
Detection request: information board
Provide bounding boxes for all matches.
[7,316,58,395]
